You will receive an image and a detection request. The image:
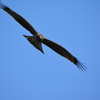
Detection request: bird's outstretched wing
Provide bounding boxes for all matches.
[0,2,37,35]
[43,38,87,71]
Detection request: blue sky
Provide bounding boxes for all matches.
[0,0,100,100]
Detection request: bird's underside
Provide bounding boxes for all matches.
[0,1,87,71]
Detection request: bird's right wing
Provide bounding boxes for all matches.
[0,2,37,35]
[43,38,87,71]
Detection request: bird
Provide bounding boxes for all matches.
[0,1,87,71]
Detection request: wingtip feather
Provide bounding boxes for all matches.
[0,1,6,9]
[76,60,87,71]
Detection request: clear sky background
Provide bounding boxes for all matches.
[0,0,100,100]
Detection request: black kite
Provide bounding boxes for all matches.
[0,2,87,71]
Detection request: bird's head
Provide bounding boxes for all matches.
[36,33,44,42]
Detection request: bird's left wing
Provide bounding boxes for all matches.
[0,2,37,35]
[43,38,87,71]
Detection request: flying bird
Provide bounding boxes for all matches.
[0,2,87,71]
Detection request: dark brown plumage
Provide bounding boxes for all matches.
[0,2,87,71]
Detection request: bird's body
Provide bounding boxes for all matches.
[0,1,87,71]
